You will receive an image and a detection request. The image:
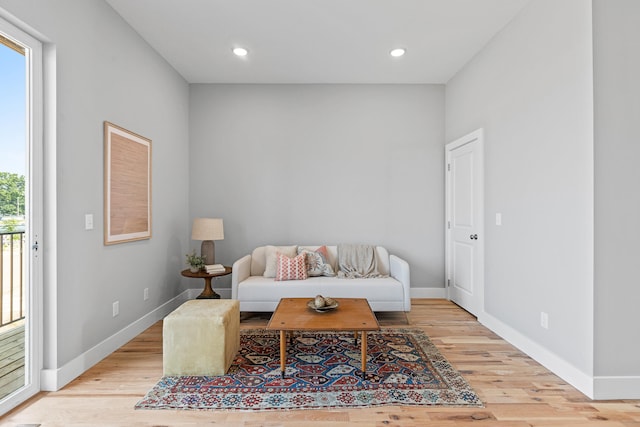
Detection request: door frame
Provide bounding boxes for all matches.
[445,128,484,316]
[0,15,43,415]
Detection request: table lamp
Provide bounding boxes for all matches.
[191,218,224,265]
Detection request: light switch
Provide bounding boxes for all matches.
[495,213,502,226]
[85,214,94,230]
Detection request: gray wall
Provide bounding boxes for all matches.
[446,0,594,374]
[593,0,640,378]
[0,0,190,368]
[189,84,445,289]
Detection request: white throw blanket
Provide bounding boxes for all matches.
[337,244,387,279]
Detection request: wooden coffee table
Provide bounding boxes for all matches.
[266,298,380,379]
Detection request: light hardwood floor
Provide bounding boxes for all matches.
[2,299,639,426]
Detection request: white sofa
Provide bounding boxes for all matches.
[231,245,411,312]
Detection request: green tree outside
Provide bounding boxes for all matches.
[0,172,25,217]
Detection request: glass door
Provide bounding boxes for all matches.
[0,17,42,415]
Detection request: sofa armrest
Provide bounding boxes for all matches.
[231,254,252,300]
[390,254,411,312]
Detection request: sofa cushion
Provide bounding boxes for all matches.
[275,253,308,281]
[298,246,336,277]
[237,276,402,302]
[263,245,298,278]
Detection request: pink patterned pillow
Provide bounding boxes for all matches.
[275,253,308,281]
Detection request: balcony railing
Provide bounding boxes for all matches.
[0,231,25,328]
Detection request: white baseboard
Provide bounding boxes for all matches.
[478,311,595,399]
[40,290,192,391]
[481,311,640,399]
[410,287,447,299]
[593,376,640,400]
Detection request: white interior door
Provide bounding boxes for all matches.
[445,129,484,316]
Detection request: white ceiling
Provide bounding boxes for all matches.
[105,0,530,84]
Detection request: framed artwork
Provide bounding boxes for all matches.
[104,121,152,245]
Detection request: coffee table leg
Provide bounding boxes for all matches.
[280,330,286,379]
[361,331,367,379]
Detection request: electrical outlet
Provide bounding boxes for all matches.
[113,301,119,317]
[540,311,549,329]
[144,288,149,301]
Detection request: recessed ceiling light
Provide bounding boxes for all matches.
[233,47,248,57]
[390,48,406,58]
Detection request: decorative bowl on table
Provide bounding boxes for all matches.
[307,295,339,312]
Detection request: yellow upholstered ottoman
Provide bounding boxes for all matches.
[163,299,240,376]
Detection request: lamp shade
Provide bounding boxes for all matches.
[191,218,224,241]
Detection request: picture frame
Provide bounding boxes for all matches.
[103,121,152,245]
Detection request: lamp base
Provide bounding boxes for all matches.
[201,240,215,265]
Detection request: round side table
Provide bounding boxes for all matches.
[180,267,232,299]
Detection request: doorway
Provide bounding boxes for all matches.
[445,129,484,317]
[0,18,43,414]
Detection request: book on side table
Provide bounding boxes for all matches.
[205,264,226,274]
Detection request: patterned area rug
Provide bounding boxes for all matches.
[136,328,482,411]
